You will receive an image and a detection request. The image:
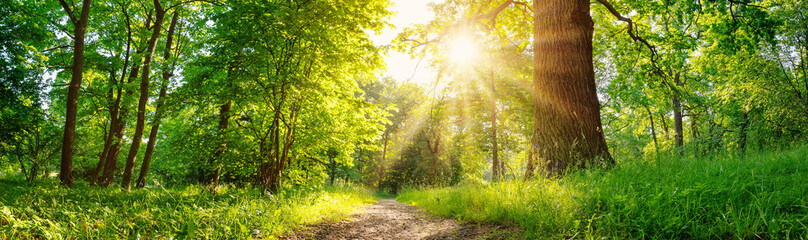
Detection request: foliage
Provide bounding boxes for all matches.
[398,145,808,239]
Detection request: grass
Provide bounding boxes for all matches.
[0,180,375,239]
[398,146,808,239]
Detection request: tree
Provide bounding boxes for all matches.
[120,0,168,190]
[135,9,182,188]
[525,0,614,176]
[58,0,93,187]
[398,0,614,178]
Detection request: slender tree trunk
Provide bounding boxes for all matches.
[206,101,231,192]
[379,133,388,188]
[96,13,143,186]
[529,0,613,177]
[523,146,535,180]
[122,1,166,190]
[490,70,500,182]
[93,70,125,185]
[99,60,141,187]
[660,113,670,138]
[645,105,659,154]
[136,10,179,189]
[707,113,718,155]
[93,85,122,185]
[93,86,114,185]
[738,110,749,154]
[206,51,240,192]
[672,72,684,154]
[329,157,337,185]
[690,112,699,157]
[58,0,92,187]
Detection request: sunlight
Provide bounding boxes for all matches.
[448,34,478,67]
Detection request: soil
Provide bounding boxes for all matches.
[280,198,519,240]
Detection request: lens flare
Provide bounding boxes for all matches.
[448,35,477,66]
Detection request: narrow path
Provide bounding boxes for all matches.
[281,198,517,240]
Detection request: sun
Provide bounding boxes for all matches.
[447,35,478,66]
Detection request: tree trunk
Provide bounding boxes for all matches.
[672,72,684,154]
[379,133,388,188]
[206,51,240,192]
[97,13,147,186]
[645,105,659,154]
[329,157,337,185]
[738,110,749,153]
[136,10,180,189]
[58,0,93,187]
[529,0,613,177]
[93,72,124,185]
[121,0,166,190]
[523,146,535,180]
[206,100,231,192]
[92,90,114,185]
[98,61,141,187]
[660,113,670,138]
[490,70,500,182]
[690,112,699,156]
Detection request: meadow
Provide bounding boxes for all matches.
[398,146,808,239]
[0,181,374,239]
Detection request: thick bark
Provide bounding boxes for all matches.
[672,72,684,153]
[121,0,166,190]
[529,0,613,177]
[136,10,180,188]
[490,70,500,182]
[58,0,92,187]
[206,101,231,192]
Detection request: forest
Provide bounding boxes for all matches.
[1,0,806,239]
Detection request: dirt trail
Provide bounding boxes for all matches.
[280,198,517,240]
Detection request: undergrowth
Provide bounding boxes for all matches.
[398,146,808,239]
[0,181,374,239]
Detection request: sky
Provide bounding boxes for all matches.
[369,0,439,86]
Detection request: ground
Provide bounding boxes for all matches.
[281,198,519,240]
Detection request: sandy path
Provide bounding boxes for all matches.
[280,198,517,240]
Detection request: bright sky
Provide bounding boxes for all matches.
[369,0,439,86]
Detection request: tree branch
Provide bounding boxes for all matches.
[58,0,79,24]
[595,0,672,87]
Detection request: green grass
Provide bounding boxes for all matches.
[0,181,375,239]
[398,146,808,239]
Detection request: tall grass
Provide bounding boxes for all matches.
[398,146,808,239]
[0,181,374,239]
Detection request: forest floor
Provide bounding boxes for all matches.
[280,198,519,240]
